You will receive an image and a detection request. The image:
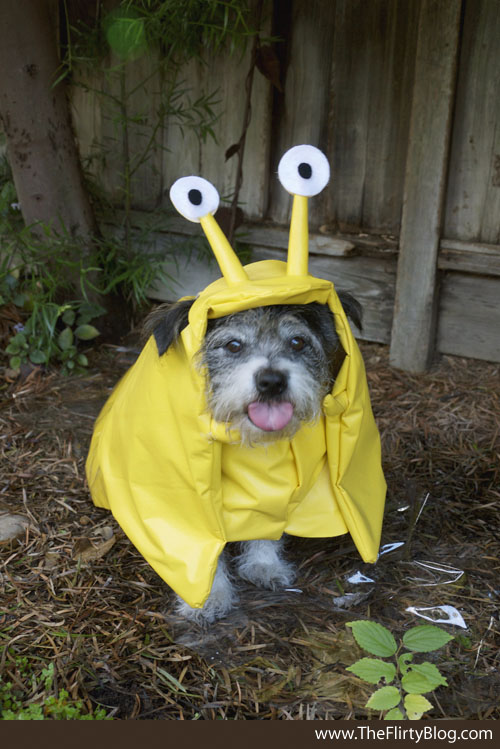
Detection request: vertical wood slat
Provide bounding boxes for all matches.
[161,0,273,220]
[389,0,462,373]
[90,54,164,209]
[268,0,337,228]
[443,0,500,244]
[329,0,419,234]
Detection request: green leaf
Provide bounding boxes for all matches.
[105,11,147,60]
[58,326,74,351]
[404,693,433,718]
[347,621,398,657]
[29,350,47,364]
[398,652,414,674]
[9,355,21,370]
[5,342,20,354]
[77,353,88,367]
[384,708,404,720]
[77,301,106,319]
[410,662,448,688]
[403,625,454,652]
[401,670,433,695]
[13,293,25,307]
[346,658,396,685]
[74,324,100,341]
[365,686,401,711]
[62,309,76,326]
[401,662,447,695]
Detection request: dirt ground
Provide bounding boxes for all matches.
[1,339,499,720]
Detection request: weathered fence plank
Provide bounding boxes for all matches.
[444,0,500,244]
[389,0,462,372]
[161,1,273,219]
[438,239,500,277]
[269,0,337,228]
[437,273,500,362]
[329,0,419,234]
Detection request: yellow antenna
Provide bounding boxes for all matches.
[200,214,248,285]
[287,195,309,277]
[277,145,331,278]
[170,176,248,286]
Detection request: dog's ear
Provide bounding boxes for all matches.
[337,292,363,332]
[143,298,195,355]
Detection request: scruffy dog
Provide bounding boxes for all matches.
[144,293,362,623]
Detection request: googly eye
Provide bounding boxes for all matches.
[169,176,219,222]
[277,145,330,197]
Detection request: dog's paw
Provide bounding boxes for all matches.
[175,559,238,624]
[175,587,238,624]
[236,540,296,590]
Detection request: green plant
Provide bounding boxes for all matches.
[1,659,110,720]
[4,299,102,374]
[0,203,177,373]
[346,620,454,720]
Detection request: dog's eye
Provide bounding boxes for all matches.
[290,336,305,351]
[278,145,330,197]
[225,340,242,353]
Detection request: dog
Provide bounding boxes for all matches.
[143,293,362,623]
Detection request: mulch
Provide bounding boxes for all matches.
[0,340,499,720]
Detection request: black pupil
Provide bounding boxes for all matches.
[188,188,202,206]
[298,162,312,179]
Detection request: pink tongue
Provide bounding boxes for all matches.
[247,401,294,431]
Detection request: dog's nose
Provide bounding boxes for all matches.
[255,368,288,397]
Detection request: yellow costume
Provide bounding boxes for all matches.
[86,146,386,608]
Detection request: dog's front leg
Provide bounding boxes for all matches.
[175,553,237,623]
[236,538,296,590]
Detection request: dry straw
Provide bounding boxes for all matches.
[1,341,498,719]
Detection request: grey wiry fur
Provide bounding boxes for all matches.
[235,538,296,589]
[143,296,362,623]
[175,555,238,624]
[198,303,345,445]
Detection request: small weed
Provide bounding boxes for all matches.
[346,620,453,720]
[0,215,172,374]
[0,659,110,720]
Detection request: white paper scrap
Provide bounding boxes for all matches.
[405,605,467,629]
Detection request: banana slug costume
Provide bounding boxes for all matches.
[86,145,386,608]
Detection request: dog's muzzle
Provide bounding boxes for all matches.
[247,368,294,432]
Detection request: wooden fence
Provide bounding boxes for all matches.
[70,0,500,371]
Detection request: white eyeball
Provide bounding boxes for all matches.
[169,176,219,222]
[277,145,330,197]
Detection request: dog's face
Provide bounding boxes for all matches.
[145,296,361,444]
[200,304,342,443]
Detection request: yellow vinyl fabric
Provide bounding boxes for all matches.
[86,259,386,608]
